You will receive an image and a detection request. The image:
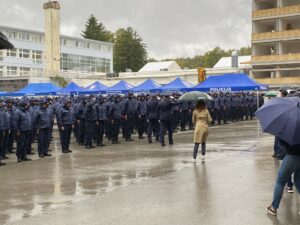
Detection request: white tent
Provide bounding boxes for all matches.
[139,61,182,72]
[213,55,251,69]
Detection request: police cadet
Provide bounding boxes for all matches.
[84,96,98,149]
[136,94,147,139]
[157,93,176,147]
[146,94,160,143]
[34,99,52,158]
[96,96,107,147]
[224,92,231,124]
[0,98,9,165]
[171,95,180,133]
[122,93,135,142]
[57,98,73,153]
[6,98,15,154]
[12,99,32,163]
[212,93,220,125]
[73,96,86,146]
[109,95,123,144]
[28,98,39,154]
[179,99,189,131]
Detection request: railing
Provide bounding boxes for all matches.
[252,29,300,42]
[255,77,300,85]
[253,5,300,19]
[252,53,300,63]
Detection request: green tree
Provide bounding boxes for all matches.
[82,15,114,42]
[239,46,251,56]
[114,27,148,72]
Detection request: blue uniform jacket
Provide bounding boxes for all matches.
[12,108,32,132]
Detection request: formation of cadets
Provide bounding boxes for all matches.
[0,91,264,166]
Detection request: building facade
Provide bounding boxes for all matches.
[252,0,300,85]
[0,25,113,79]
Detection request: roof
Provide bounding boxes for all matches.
[213,56,251,69]
[11,83,60,96]
[161,77,194,92]
[139,61,182,72]
[194,73,268,92]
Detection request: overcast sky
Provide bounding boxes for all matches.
[0,0,251,59]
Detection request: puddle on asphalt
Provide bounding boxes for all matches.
[0,120,263,224]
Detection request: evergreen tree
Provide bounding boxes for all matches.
[114,27,148,73]
[82,15,114,42]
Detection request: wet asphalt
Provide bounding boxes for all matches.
[0,120,299,225]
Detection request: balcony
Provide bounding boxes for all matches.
[252,29,300,42]
[253,5,300,20]
[255,77,300,85]
[252,53,300,64]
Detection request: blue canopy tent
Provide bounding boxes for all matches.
[57,82,86,95]
[131,79,162,93]
[193,73,268,92]
[0,91,6,96]
[161,77,194,92]
[82,81,108,94]
[105,80,134,94]
[11,83,60,96]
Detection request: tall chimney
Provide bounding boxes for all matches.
[231,51,239,68]
[43,1,61,76]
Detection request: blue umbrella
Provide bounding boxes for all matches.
[255,97,300,146]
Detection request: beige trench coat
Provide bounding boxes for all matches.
[192,109,212,144]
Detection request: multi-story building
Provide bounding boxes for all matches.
[252,0,300,85]
[0,25,113,78]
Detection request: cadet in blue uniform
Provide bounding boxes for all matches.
[6,98,15,154]
[34,99,52,158]
[0,98,9,165]
[96,96,107,147]
[179,100,189,131]
[84,96,98,149]
[157,94,176,147]
[146,94,159,143]
[171,95,180,132]
[122,93,135,142]
[12,99,32,163]
[109,95,123,144]
[73,97,86,145]
[57,98,73,153]
[136,94,147,139]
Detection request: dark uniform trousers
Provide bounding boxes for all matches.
[0,131,5,159]
[77,119,85,145]
[96,120,105,144]
[160,120,173,145]
[85,121,96,147]
[7,130,15,153]
[180,110,189,129]
[111,119,120,142]
[172,111,180,131]
[60,125,72,152]
[138,115,146,137]
[16,131,30,159]
[123,117,133,139]
[38,128,49,155]
[147,119,159,142]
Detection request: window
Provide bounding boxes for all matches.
[7,49,17,57]
[75,41,79,47]
[9,32,17,39]
[0,66,3,76]
[63,39,67,46]
[32,68,43,76]
[0,50,3,60]
[20,67,30,76]
[32,50,43,64]
[19,49,30,58]
[7,67,17,76]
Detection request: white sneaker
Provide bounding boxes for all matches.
[192,159,196,163]
[201,155,205,161]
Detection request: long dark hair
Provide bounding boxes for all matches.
[196,100,206,111]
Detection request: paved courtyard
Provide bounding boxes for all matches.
[0,120,299,225]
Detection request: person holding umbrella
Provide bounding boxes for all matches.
[178,92,212,162]
[192,100,212,162]
[255,97,300,216]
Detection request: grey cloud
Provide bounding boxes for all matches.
[0,0,251,59]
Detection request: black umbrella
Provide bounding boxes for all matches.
[0,31,14,50]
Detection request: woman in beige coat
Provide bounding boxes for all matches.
[192,100,212,162]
